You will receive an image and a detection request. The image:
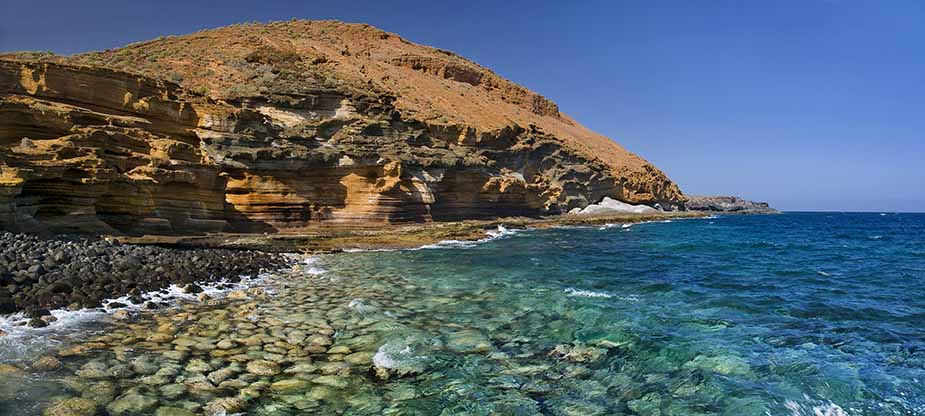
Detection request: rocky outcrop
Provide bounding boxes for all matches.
[685,196,779,214]
[0,231,284,316]
[0,21,685,236]
[567,197,657,216]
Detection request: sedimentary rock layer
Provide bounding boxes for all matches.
[0,21,685,236]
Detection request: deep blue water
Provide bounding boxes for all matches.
[323,212,925,415]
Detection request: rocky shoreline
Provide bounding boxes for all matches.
[0,232,286,326]
[0,211,707,324]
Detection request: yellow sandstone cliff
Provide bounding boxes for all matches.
[0,20,684,235]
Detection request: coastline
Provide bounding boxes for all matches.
[0,211,708,321]
[115,211,711,253]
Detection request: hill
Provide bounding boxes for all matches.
[0,20,684,235]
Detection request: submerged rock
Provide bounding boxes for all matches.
[42,397,100,416]
[0,363,21,374]
[203,397,247,416]
[547,344,607,363]
[246,360,281,376]
[270,378,310,393]
[106,393,158,415]
[32,356,63,371]
[155,407,197,416]
[444,330,492,354]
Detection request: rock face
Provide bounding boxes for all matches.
[685,195,779,214]
[0,20,685,236]
[567,197,658,216]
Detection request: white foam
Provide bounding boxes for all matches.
[485,224,515,239]
[338,225,519,253]
[342,247,398,253]
[0,307,106,341]
[419,225,518,250]
[816,271,832,277]
[596,223,627,230]
[598,219,675,231]
[564,288,613,298]
[291,255,327,275]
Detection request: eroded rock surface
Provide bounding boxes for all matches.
[685,195,779,214]
[0,20,685,236]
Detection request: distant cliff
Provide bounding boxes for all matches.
[0,20,685,236]
[685,196,780,214]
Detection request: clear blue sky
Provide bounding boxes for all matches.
[2,0,923,212]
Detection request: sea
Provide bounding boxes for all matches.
[0,212,922,415]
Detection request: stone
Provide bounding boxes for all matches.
[130,357,160,375]
[547,344,607,363]
[0,363,21,373]
[184,359,212,373]
[547,399,607,416]
[628,393,663,416]
[155,407,197,416]
[82,380,118,403]
[683,354,754,377]
[207,367,237,385]
[107,393,158,415]
[216,339,237,349]
[42,397,100,416]
[203,397,247,416]
[245,360,280,376]
[147,333,173,343]
[327,345,351,355]
[445,330,492,353]
[311,375,348,388]
[344,351,375,366]
[159,384,186,400]
[270,378,310,393]
[226,290,248,300]
[138,374,171,386]
[161,350,188,361]
[75,361,109,379]
[32,356,63,371]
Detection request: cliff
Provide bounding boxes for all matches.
[685,196,779,214]
[0,20,685,236]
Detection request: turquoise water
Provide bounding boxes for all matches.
[316,212,924,415]
[1,212,923,415]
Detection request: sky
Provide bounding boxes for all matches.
[1,0,923,212]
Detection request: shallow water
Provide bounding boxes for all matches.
[1,213,923,415]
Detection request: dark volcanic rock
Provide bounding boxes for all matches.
[0,232,286,315]
[685,195,780,214]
